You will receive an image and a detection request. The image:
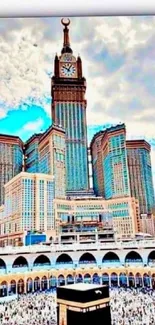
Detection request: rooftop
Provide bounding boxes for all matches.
[62,283,104,291]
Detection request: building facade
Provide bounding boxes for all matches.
[0,242,155,297]
[0,172,55,246]
[0,134,23,206]
[126,140,155,215]
[126,140,155,235]
[24,133,42,173]
[90,131,105,197]
[38,125,66,198]
[54,196,139,239]
[101,124,130,199]
[51,19,89,194]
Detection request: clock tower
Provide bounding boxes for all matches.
[51,18,89,195]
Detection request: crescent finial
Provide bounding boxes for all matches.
[61,18,70,27]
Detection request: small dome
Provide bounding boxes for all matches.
[61,46,73,54]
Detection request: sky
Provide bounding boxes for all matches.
[0,16,155,185]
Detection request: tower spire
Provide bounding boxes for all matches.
[61,18,73,54]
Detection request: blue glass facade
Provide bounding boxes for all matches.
[55,102,89,192]
[0,139,23,205]
[90,132,105,197]
[38,127,66,198]
[103,125,130,199]
[127,144,155,215]
[108,202,129,218]
[140,149,155,213]
[92,161,99,195]
[39,145,50,174]
[25,135,42,173]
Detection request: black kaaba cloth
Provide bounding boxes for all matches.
[57,283,109,303]
[57,283,111,325]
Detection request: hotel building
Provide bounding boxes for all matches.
[0,134,23,206]
[24,133,42,173]
[126,140,155,215]
[126,140,155,235]
[0,172,55,246]
[90,125,155,235]
[38,124,66,198]
[0,185,139,246]
[54,196,139,239]
[90,131,105,197]
[24,125,66,199]
[51,19,89,195]
[91,124,130,199]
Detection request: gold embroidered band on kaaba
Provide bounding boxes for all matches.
[57,297,110,309]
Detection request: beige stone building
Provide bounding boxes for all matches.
[54,196,140,239]
[0,173,141,246]
[0,172,55,246]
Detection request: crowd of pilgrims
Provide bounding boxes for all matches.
[110,287,155,325]
[0,287,155,324]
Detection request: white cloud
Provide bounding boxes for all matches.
[0,16,155,186]
[0,107,7,119]
[23,118,44,132]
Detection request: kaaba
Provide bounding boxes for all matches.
[57,283,111,325]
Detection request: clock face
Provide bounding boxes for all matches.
[61,63,76,77]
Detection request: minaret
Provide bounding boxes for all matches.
[51,18,89,196]
[61,18,73,54]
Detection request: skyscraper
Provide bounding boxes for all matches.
[0,134,23,205]
[126,140,155,216]
[51,18,89,195]
[101,124,130,199]
[38,124,66,198]
[24,133,42,173]
[90,131,105,197]
[0,172,55,246]
[90,124,131,199]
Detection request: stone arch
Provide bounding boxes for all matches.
[135,272,142,287]
[17,279,24,294]
[33,255,51,267]
[75,274,83,283]
[49,275,57,288]
[26,278,33,293]
[58,274,65,286]
[12,256,29,268]
[102,273,109,285]
[56,254,73,264]
[128,272,135,287]
[92,273,100,284]
[125,251,143,264]
[41,276,48,290]
[0,281,7,297]
[34,277,40,291]
[111,273,118,287]
[9,280,16,294]
[0,258,6,269]
[152,273,155,289]
[143,273,150,287]
[102,252,120,264]
[66,274,74,284]
[119,273,127,287]
[148,251,155,265]
[79,252,96,264]
[84,273,91,283]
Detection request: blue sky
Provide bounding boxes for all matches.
[0,16,155,185]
